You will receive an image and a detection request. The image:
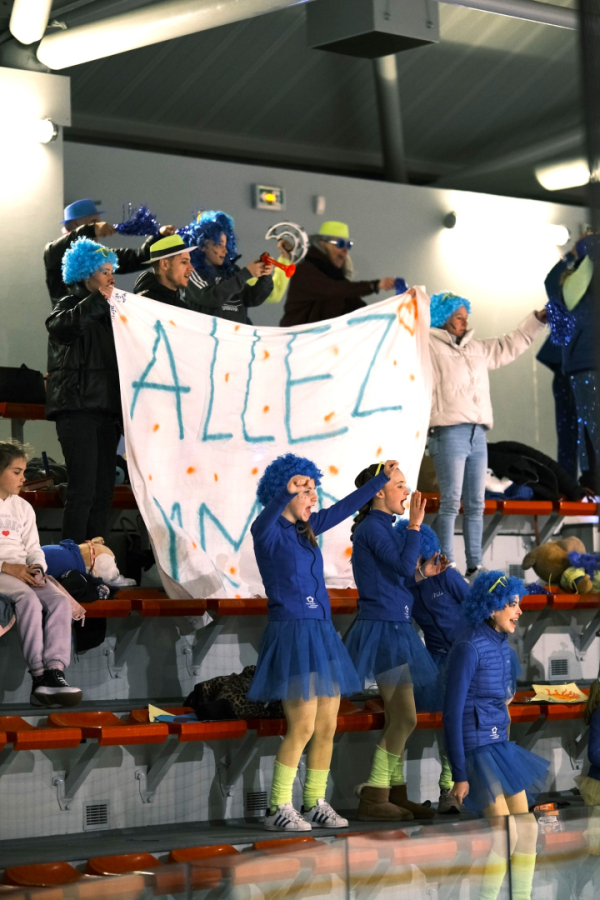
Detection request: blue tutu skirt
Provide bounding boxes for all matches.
[247,618,361,703]
[344,619,440,711]
[463,740,550,815]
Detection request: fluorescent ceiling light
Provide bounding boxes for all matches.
[542,224,570,246]
[535,158,590,191]
[12,118,59,144]
[9,0,53,45]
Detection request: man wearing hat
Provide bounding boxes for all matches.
[44,199,173,302]
[133,235,195,309]
[279,221,395,326]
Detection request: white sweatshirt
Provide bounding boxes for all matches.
[0,494,46,572]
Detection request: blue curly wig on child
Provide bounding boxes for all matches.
[430,292,471,328]
[462,569,525,626]
[257,454,323,507]
[185,210,238,276]
[394,519,440,560]
[62,237,119,286]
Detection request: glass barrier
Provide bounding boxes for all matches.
[9,807,600,900]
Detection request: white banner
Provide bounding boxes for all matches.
[109,288,432,599]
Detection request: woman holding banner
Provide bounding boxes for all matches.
[248,453,397,832]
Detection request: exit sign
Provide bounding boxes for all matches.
[253,184,285,211]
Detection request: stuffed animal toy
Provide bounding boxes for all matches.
[522,537,586,585]
[561,551,600,594]
[42,538,136,587]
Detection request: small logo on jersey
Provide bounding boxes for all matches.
[404,605,410,618]
[432,590,444,599]
[306,596,318,609]
[490,726,499,740]
[1,531,8,536]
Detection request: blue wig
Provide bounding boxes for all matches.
[462,569,525,626]
[184,210,238,277]
[567,551,600,577]
[257,454,323,507]
[62,237,119,286]
[430,292,471,328]
[394,519,440,560]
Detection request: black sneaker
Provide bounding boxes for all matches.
[31,669,82,708]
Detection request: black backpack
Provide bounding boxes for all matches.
[59,570,115,653]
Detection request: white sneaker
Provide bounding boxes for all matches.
[264,803,312,832]
[302,798,349,828]
[465,566,487,585]
[438,789,463,814]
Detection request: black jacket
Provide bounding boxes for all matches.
[185,263,273,324]
[44,225,156,303]
[487,441,584,502]
[45,285,121,420]
[132,269,190,309]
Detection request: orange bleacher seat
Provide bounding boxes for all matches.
[77,873,149,899]
[543,702,586,721]
[3,862,82,887]
[0,403,46,422]
[47,711,168,746]
[168,845,239,864]
[499,500,554,516]
[0,716,81,750]
[85,853,161,876]
[80,598,132,618]
[191,850,302,885]
[555,500,598,516]
[253,837,318,852]
[129,597,207,617]
[520,594,549,611]
[549,594,600,610]
[540,830,589,857]
[206,597,268,615]
[127,708,247,742]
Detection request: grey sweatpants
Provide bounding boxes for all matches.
[0,574,72,673]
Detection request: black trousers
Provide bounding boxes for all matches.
[55,411,121,542]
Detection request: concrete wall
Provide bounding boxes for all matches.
[0,67,70,462]
[63,141,586,457]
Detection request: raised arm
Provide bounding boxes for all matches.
[365,526,421,577]
[251,487,294,547]
[46,292,109,344]
[477,312,545,371]
[186,267,251,310]
[309,468,392,536]
[443,640,478,792]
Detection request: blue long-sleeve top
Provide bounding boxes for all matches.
[443,623,514,783]
[544,252,594,374]
[251,470,389,621]
[351,510,421,622]
[410,568,469,656]
[589,706,600,782]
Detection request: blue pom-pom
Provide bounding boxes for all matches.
[114,204,160,236]
[567,551,600,578]
[430,292,471,328]
[395,277,408,294]
[546,297,576,346]
[394,519,440,560]
[257,454,323,507]
[462,569,525,625]
[62,237,119,286]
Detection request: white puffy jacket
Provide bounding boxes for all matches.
[429,312,545,429]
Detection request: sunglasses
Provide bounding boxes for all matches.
[326,238,353,250]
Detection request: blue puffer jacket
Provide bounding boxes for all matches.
[589,706,600,782]
[251,471,389,621]
[544,252,594,374]
[410,568,469,656]
[443,623,513,783]
[351,510,420,621]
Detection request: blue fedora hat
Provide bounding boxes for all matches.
[62,198,104,223]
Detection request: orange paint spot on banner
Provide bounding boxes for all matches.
[214,473,218,482]
[235,594,241,599]
[409,374,415,381]
[332,346,339,355]
[187,466,195,474]
[393,360,397,366]
[230,567,236,575]
[324,412,335,422]
[225,373,230,382]
[329,465,339,475]
[192,542,197,549]
[251,467,258,475]
[416,431,420,439]
[344,546,353,558]
[148,474,152,481]
[234,325,240,332]
[376,447,382,457]
[169,320,176,327]
[263,350,270,361]
[263,405,270,413]
[397,292,418,335]
[153,423,160,432]
[120,315,127,323]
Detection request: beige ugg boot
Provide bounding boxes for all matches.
[389,783,435,819]
[356,784,414,821]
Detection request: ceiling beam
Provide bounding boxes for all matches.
[438,0,578,30]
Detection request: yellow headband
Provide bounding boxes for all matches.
[488,575,508,594]
[375,462,383,476]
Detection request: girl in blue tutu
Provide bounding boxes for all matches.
[248,453,397,832]
[444,570,550,899]
[395,519,469,815]
[345,464,443,822]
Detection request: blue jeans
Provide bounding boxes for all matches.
[428,424,487,570]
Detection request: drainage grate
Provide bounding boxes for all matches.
[246,791,268,814]
[83,801,110,831]
[550,658,569,678]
